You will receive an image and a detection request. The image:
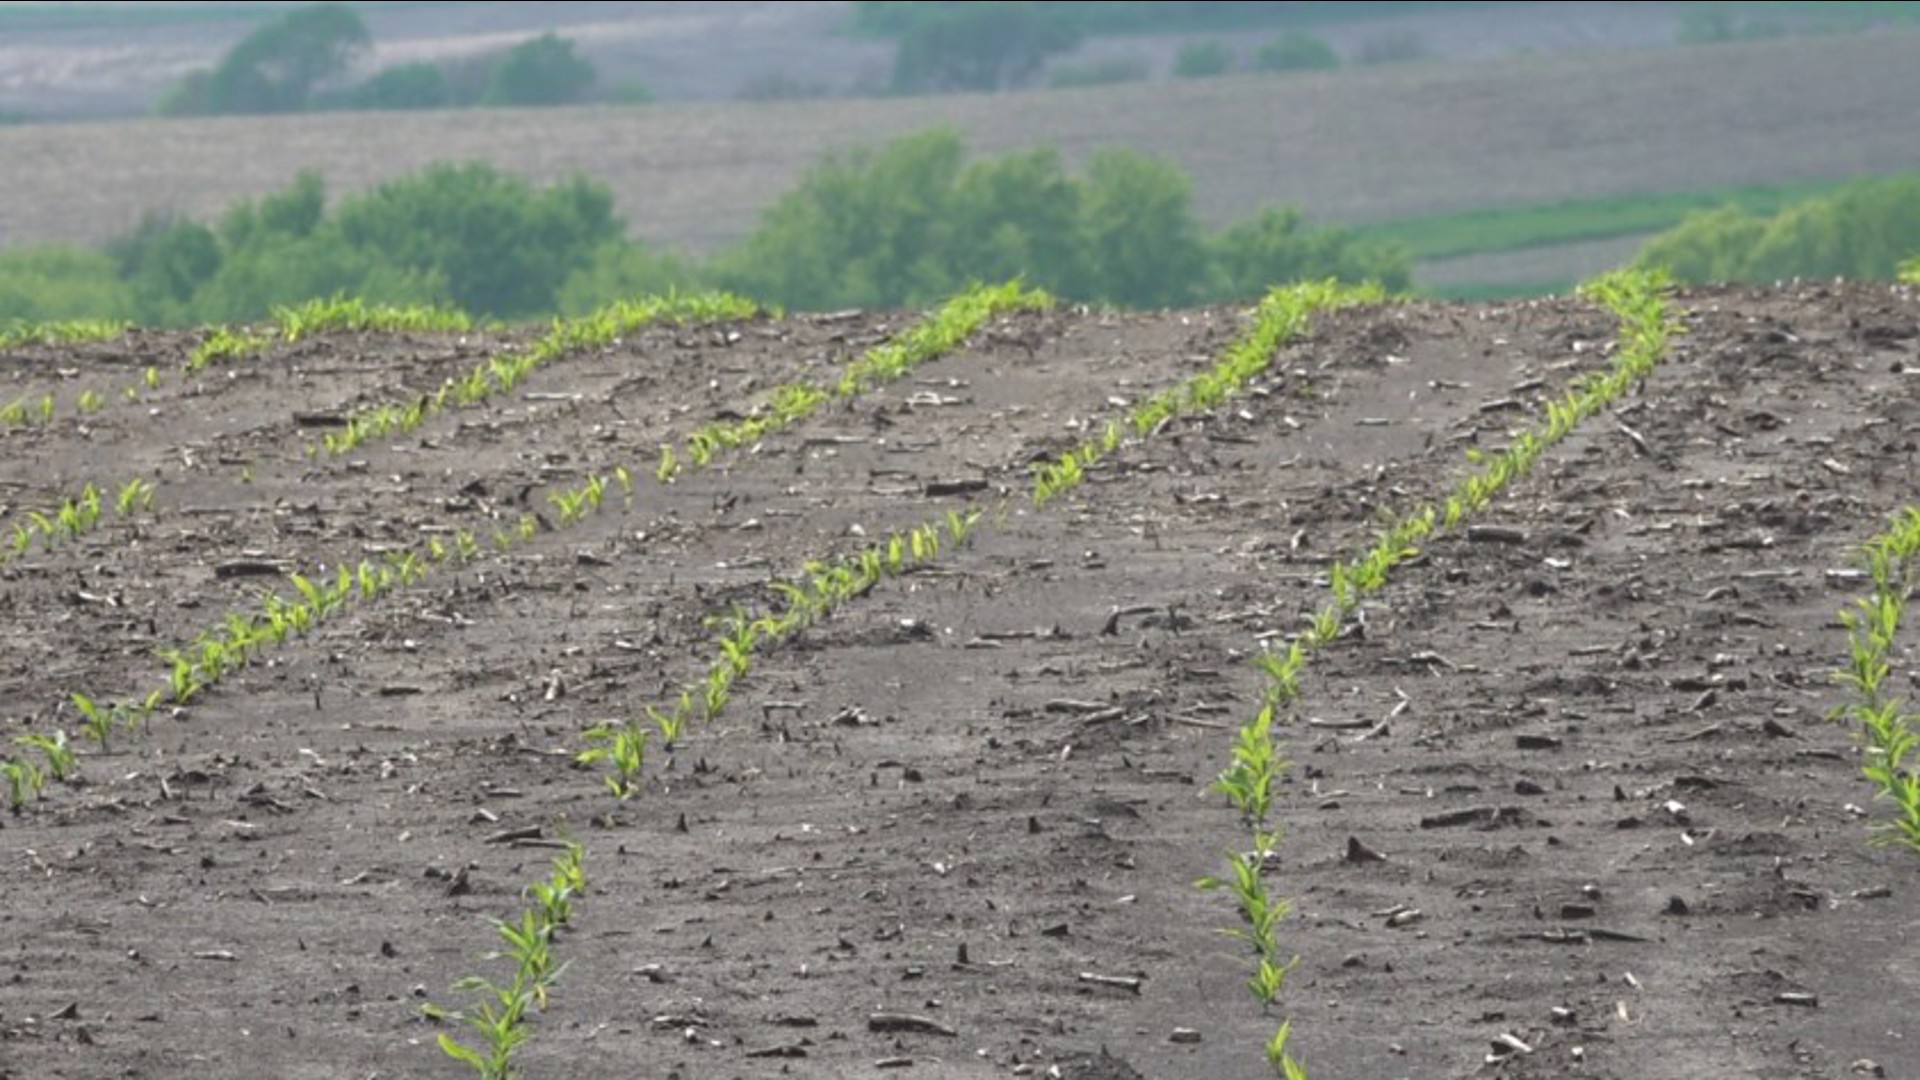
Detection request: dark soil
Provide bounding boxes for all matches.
[0,284,1916,1080]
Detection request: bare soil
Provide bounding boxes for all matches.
[0,284,1917,1079]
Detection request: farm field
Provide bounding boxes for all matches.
[0,278,1917,1079]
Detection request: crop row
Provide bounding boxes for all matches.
[1200,267,1679,1076]
[321,291,756,455]
[17,284,1042,797]
[578,279,1369,797]
[1834,505,1920,852]
[0,477,155,566]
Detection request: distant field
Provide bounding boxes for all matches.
[1356,177,1866,260]
[2,29,1918,292]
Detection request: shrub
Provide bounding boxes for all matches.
[483,33,596,106]
[890,2,1081,93]
[1174,40,1234,78]
[1254,30,1338,73]
[1049,57,1150,88]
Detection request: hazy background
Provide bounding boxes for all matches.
[2,0,1918,322]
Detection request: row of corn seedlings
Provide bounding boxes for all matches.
[1834,505,1920,853]
[1198,266,1679,1077]
[322,291,759,455]
[2,300,469,433]
[0,318,127,353]
[189,297,475,372]
[581,509,984,796]
[1032,279,1380,508]
[667,281,1053,475]
[580,279,1373,796]
[0,477,155,565]
[41,286,1038,785]
[428,838,587,1080]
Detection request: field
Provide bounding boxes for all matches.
[0,276,1916,1080]
[4,27,1920,295]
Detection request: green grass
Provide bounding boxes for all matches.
[1361,177,1865,262]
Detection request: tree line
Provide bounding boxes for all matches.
[0,129,1409,325]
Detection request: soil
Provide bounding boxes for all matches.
[0,283,1917,1079]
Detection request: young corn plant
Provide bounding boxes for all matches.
[1034,280,1381,508]
[1834,507,1920,852]
[0,317,126,352]
[14,731,77,783]
[2,757,45,811]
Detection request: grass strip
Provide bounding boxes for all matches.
[1200,266,1678,1077]
[1834,506,1920,853]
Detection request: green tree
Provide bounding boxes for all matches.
[715,129,967,309]
[1210,207,1409,298]
[948,146,1088,292]
[0,248,133,323]
[330,162,617,317]
[1174,40,1234,78]
[1253,30,1339,73]
[1079,149,1207,308]
[556,242,699,315]
[483,33,597,106]
[1636,175,1920,284]
[333,62,452,110]
[106,215,223,323]
[161,1,370,115]
[890,2,1081,93]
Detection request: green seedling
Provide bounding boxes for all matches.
[14,731,76,782]
[2,757,44,810]
[71,692,114,752]
[578,721,648,799]
[437,976,533,1080]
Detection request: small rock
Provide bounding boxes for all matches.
[1169,1028,1202,1044]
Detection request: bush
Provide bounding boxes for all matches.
[890,2,1081,93]
[483,33,596,106]
[0,248,133,323]
[1254,30,1338,73]
[1636,175,1920,284]
[1211,207,1410,298]
[1174,40,1234,78]
[332,62,452,111]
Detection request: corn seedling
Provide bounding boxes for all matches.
[1833,506,1920,852]
[14,731,76,783]
[578,720,649,799]
[2,757,45,811]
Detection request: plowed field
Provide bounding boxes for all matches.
[1,282,1916,1080]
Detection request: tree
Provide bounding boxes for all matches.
[105,215,223,323]
[483,33,597,107]
[161,2,370,115]
[330,162,618,317]
[1079,150,1208,308]
[948,147,1087,291]
[890,3,1081,94]
[1174,40,1234,78]
[333,62,452,111]
[1253,30,1339,73]
[1210,207,1409,298]
[716,129,968,309]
